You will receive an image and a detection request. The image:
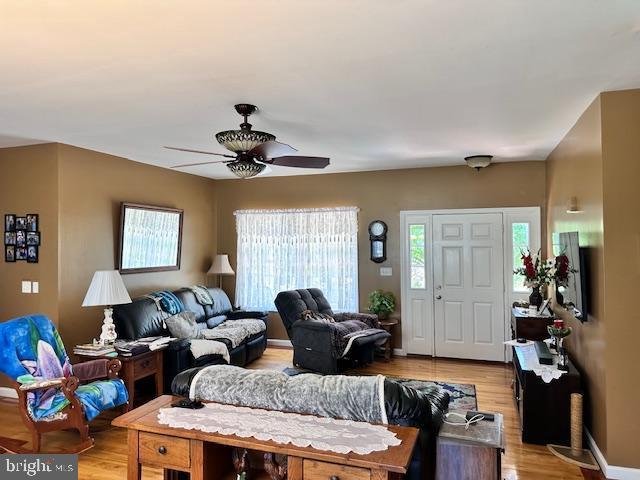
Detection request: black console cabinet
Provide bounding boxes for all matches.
[513,348,581,445]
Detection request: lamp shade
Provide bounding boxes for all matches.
[207,255,235,276]
[82,270,132,307]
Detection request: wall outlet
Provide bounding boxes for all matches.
[32,281,39,294]
[380,267,393,276]
[21,281,32,294]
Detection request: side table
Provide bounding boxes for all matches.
[436,412,504,480]
[378,318,399,361]
[75,349,164,412]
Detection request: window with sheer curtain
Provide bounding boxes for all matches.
[234,207,359,311]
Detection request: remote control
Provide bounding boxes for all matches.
[172,399,205,409]
[466,410,494,422]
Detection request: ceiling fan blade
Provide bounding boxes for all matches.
[164,146,235,158]
[249,140,297,160]
[170,160,230,169]
[269,156,330,169]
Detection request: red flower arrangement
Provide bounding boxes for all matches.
[514,249,552,288]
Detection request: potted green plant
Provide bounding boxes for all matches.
[368,290,396,320]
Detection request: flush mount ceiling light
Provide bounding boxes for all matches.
[464,155,493,171]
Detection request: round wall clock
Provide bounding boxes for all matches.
[368,220,388,263]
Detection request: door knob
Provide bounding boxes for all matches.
[436,295,442,300]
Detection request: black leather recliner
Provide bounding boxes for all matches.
[112,287,268,392]
[274,288,391,374]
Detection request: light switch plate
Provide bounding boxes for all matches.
[380,267,393,276]
[32,281,39,294]
[21,281,32,294]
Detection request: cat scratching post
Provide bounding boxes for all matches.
[548,393,599,470]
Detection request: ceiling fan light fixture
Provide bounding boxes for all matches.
[226,159,266,179]
[464,155,493,171]
[215,130,275,153]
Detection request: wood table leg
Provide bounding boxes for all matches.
[155,350,164,396]
[287,456,303,480]
[190,439,204,480]
[371,469,389,480]
[127,430,141,480]
[124,363,135,412]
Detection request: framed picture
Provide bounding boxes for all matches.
[26,214,39,232]
[16,230,26,247]
[4,214,16,232]
[15,247,27,261]
[26,231,40,246]
[118,203,183,274]
[5,231,16,245]
[5,245,15,262]
[15,217,27,230]
[27,245,38,263]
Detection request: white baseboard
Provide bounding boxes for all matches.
[393,348,406,356]
[267,339,293,348]
[0,387,18,399]
[586,429,640,480]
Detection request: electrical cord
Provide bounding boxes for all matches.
[443,412,485,430]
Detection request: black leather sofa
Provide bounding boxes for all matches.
[274,288,390,374]
[171,367,450,480]
[112,287,268,392]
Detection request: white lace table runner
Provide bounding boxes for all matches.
[514,343,566,383]
[158,403,401,455]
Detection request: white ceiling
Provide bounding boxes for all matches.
[1,1,639,179]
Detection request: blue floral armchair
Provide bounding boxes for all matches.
[0,314,128,453]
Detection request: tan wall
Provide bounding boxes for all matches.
[215,161,546,343]
[0,144,60,325]
[55,144,217,349]
[546,96,608,456]
[546,89,640,469]
[600,89,640,468]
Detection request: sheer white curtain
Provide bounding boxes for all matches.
[234,207,359,311]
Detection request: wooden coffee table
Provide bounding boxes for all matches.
[113,395,419,480]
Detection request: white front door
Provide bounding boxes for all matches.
[433,213,505,361]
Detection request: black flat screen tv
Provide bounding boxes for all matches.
[556,231,589,321]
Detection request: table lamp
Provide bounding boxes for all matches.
[82,270,132,345]
[207,254,235,288]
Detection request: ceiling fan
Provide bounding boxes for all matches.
[165,104,330,178]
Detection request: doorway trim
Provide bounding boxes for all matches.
[399,207,541,361]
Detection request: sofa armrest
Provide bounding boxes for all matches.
[291,318,332,333]
[226,310,268,320]
[333,312,380,328]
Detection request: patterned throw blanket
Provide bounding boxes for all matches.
[0,315,128,421]
[329,320,387,358]
[149,290,185,315]
[200,318,266,349]
[189,365,387,424]
[189,285,213,305]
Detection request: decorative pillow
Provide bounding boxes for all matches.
[300,309,335,323]
[165,311,199,339]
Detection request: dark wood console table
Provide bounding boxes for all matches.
[512,347,581,445]
[113,395,419,480]
[511,307,555,341]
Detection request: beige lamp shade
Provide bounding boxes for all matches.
[82,270,132,307]
[207,254,235,276]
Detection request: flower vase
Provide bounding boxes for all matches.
[555,287,564,307]
[529,286,543,309]
[557,337,569,371]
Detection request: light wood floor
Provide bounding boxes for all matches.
[0,348,600,479]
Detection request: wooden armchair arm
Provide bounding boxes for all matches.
[19,377,67,391]
[73,358,122,382]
